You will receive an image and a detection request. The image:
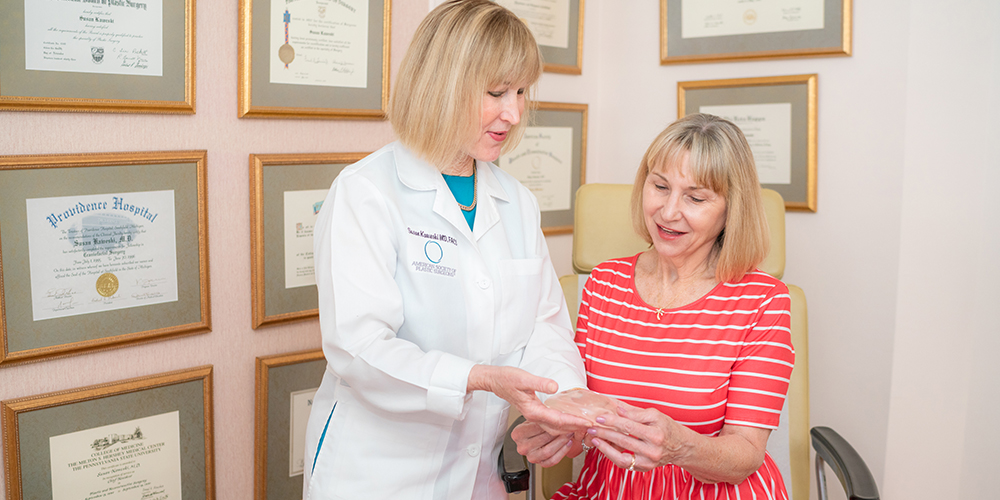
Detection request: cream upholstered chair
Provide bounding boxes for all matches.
[537,184,811,500]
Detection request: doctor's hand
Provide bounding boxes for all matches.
[511,421,585,467]
[467,365,590,435]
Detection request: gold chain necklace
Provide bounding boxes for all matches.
[457,164,477,212]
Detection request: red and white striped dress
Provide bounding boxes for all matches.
[553,254,794,500]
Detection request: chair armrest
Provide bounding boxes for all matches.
[499,416,530,493]
[810,426,879,500]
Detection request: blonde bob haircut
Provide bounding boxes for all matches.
[631,113,770,283]
[388,0,543,169]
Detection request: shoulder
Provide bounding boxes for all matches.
[724,270,789,296]
[586,253,640,289]
[334,142,403,187]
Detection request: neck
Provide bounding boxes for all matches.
[442,154,475,176]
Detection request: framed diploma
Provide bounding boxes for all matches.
[0,151,210,367]
[0,0,195,113]
[238,0,390,119]
[660,0,851,64]
[495,0,585,74]
[254,350,326,500]
[250,152,365,328]
[1,366,215,500]
[679,74,818,212]
[499,101,587,234]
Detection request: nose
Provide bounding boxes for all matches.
[500,94,522,125]
[660,193,682,221]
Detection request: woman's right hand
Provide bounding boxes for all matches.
[512,421,583,466]
[467,365,591,434]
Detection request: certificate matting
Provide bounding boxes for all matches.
[250,153,365,328]
[679,75,817,211]
[255,350,326,500]
[501,102,587,235]
[1,366,214,500]
[0,0,195,113]
[660,0,850,64]
[496,0,584,74]
[239,0,389,118]
[0,151,210,366]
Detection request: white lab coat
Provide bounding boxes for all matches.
[302,142,586,500]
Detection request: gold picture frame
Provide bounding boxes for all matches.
[254,350,326,500]
[0,0,196,113]
[238,0,391,119]
[0,151,211,366]
[250,152,366,328]
[660,0,851,64]
[497,0,585,74]
[2,366,215,500]
[500,101,588,235]
[679,74,818,212]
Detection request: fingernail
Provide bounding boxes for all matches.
[587,428,597,435]
[596,416,606,424]
[564,439,572,447]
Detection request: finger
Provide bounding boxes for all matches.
[595,413,646,440]
[589,437,635,469]
[525,433,572,467]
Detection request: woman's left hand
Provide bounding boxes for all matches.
[585,400,688,472]
[586,401,772,483]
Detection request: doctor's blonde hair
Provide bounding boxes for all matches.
[631,113,770,283]
[388,0,543,169]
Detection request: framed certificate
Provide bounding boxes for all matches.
[496,0,585,74]
[238,0,390,119]
[0,0,195,113]
[660,0,851,64]
[250,152,365,328]
[0,151,211,367]
[254,350,326,500]
[499,101,587,235]
[679,74,818,212]
[1,366,215,500]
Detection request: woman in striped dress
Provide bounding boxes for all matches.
[514,113,794,500]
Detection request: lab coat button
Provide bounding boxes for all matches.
[477,278,491,289]
[467,444,480,457]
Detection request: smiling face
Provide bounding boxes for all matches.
[643,152,728,268]
[465,83,526,163]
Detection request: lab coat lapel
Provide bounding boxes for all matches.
[472,161,509,241]
[393,145,476,244]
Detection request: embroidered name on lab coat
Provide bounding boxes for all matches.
[407,227,457,277]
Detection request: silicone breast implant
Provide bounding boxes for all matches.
[544,388,617,426]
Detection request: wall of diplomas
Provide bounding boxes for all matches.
[1,0,862,498]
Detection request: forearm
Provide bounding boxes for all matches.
[671,427,767,484]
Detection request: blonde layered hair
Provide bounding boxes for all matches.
[388,0,543,169]
[631,114,770,283]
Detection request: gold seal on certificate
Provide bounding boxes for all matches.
[96,273,119,298]
[279,43,296,65]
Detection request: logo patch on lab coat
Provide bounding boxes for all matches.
[407,227,457,277]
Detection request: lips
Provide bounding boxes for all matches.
[487,131,507,142]
[658,224,686,236]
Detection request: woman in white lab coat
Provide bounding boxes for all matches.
[301,2,588,499]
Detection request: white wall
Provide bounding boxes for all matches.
[883,1,1000,499]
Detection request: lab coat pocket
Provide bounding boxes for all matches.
[496,258,544,355]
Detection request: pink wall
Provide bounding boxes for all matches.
[0,1,426,497]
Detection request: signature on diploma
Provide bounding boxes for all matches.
[46,287,76,299]
[53,298,76,311]
[134,277,166,288]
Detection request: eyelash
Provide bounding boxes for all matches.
[488,88,526,98]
